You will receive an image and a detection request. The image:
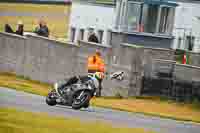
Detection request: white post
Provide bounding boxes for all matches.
[74,28,80,44]
[103,30,111,46]
[83,28,89,41]
[94,29,98,36]
[68,26,72,42]
[168,8,176,35]
[114,0,122,29]
[156,6,162,33]
[102,30,106,45]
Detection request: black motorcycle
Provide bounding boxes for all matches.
[46,71,124,110]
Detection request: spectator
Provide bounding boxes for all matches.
[15,20,24,36]
[88,30,99,43]
[5,24,14,33]
[34,19,49,37]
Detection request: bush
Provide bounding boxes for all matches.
[114,92,123,99]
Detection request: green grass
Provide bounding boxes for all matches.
[91,97,200,123]
[0,3,70,38]
[95,0,114,5]
[0,72,200,123]
[123,43,144,48]
[0,107,153,133]
[0,72,51,96]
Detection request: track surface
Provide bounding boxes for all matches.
[0,87,200,133]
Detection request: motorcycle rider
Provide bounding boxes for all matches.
[56,50,105,98]
[87,50,105,97]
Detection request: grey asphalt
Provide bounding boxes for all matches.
[0,87,200,133]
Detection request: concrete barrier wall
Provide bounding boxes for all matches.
[143,59,200,101]
[173,64,200,101]
[77,40,124,96]
[144,47,175,60]
[77,41,144,97]
[143,47,175,78]
[142,59,175,95]
[188,52,200,67]
[0,32,26,74]
[1,32,200,99]
[23,35,78,83]
[174,64,200,82]
[106,44,144,97]
[0,32,143,97]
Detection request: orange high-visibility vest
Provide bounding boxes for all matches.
[87,55,105,73]
[88,56,99,71]
[98,58,105,72]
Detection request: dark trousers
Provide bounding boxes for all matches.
[97,79,102,97]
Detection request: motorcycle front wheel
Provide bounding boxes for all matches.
[72,91,91,110]
[46,89,57,106]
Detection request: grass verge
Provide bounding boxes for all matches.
[0,72,51,96]
[0,107,153,133]
[0,72,200,123]
[91,98,200,123]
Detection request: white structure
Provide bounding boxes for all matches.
[69,1,200,51]
[68,2,114,45]
[173,2,200,52]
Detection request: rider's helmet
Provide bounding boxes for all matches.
[94,72,104,80]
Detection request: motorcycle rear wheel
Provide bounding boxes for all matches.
[72,91,91,110]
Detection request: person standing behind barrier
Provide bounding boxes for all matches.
[15,20,24,36]
[34,19,49,37]
[87,50,105,97]
[88,30,99,43]
[5,20,24,36]
[5,24,14,33]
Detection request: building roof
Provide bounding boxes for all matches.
[144,0,178,6]
[129,0,178,7]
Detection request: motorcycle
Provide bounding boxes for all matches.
[46,71,124,110]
